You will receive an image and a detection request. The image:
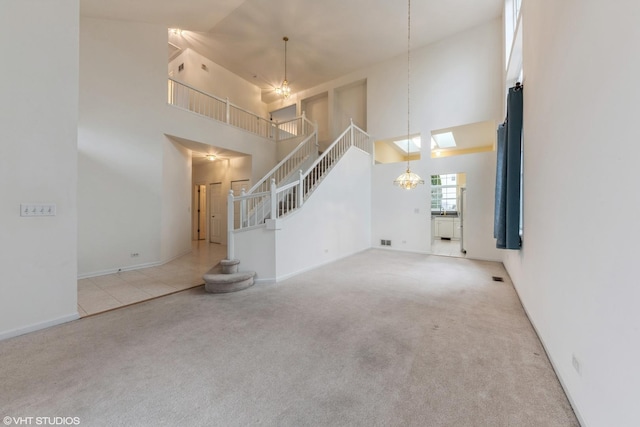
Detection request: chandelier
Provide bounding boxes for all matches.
[275,36,291,99]
[394,0,424,190]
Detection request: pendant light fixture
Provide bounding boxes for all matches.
[275,36,291,99]
[394,0,424,190]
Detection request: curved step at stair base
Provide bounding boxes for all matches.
[203,260,256,293]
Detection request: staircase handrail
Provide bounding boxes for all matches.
[246,127,318,194]
[301,120,371,200]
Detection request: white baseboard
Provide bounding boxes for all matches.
[509,283,586,427]
[77,260,163,279]
[374,246,431,255]
[0,312,79,341]
[76,248,193,280]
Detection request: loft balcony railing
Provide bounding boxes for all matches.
[167,78,311,141]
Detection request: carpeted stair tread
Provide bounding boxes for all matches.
[203,264,256,293]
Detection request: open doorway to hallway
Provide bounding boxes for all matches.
[430,172,467,258]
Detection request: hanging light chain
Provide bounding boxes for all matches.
[407,0,411,170]
[393,0,424,190]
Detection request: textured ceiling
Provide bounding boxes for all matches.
[82,0,503,103]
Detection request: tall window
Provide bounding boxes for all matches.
[431,174,458,213]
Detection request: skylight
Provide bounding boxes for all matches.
[432,132,456,148]
[393,136,421,154]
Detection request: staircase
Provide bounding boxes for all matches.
[228,120,372,266]
[276,154,337,216]
[168,78,320,291]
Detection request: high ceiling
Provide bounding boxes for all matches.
[81,0,503,103]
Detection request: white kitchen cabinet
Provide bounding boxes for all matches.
[434,216,460,240]
[434,217,454,238]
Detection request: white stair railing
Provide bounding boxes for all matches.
[302,120,371,200]
[246,120,317,196]
[228,120,371,260]
[167,78,313,141]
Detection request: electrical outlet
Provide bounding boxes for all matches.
[572,354,581,376]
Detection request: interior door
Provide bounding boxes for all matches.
[209,183,223,244]
[197,185,206,240]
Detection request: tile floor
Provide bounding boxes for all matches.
[431,238,466,258]
[77,241,227,317]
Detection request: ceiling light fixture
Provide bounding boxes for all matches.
[394,0,424,190]
[206,154,216,161]
[275,36,291,99]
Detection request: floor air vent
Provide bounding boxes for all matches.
[492,276,504,282]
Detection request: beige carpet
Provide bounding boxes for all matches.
[0,249,578,426]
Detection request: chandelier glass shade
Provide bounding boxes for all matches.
[275,36,291,99]
[394,168,425,190]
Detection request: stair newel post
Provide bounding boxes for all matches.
[225,97,230,124]
[227,189,235,260]
[350,118,354,149]
[270,178,277,219]
[240,188,246,228]
[298,169,304,208]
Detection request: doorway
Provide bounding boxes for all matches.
[209,182,223,244]
[430,173,467,258]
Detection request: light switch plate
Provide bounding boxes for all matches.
[20,204,57,217]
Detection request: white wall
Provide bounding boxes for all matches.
[275,147,372,280]
[301,93,329,146]
[265,21,501,260]
[334,80,367,135]
[161,139,192,262]
[79,17,276,278]
[169,48,268,117]
[0,0,79,339]
[164,108,277,185]
[78,17,168,276]
[503,1,640,425]
[280,20,501,260]
[233,227,276,281]
[369,20,503,259]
